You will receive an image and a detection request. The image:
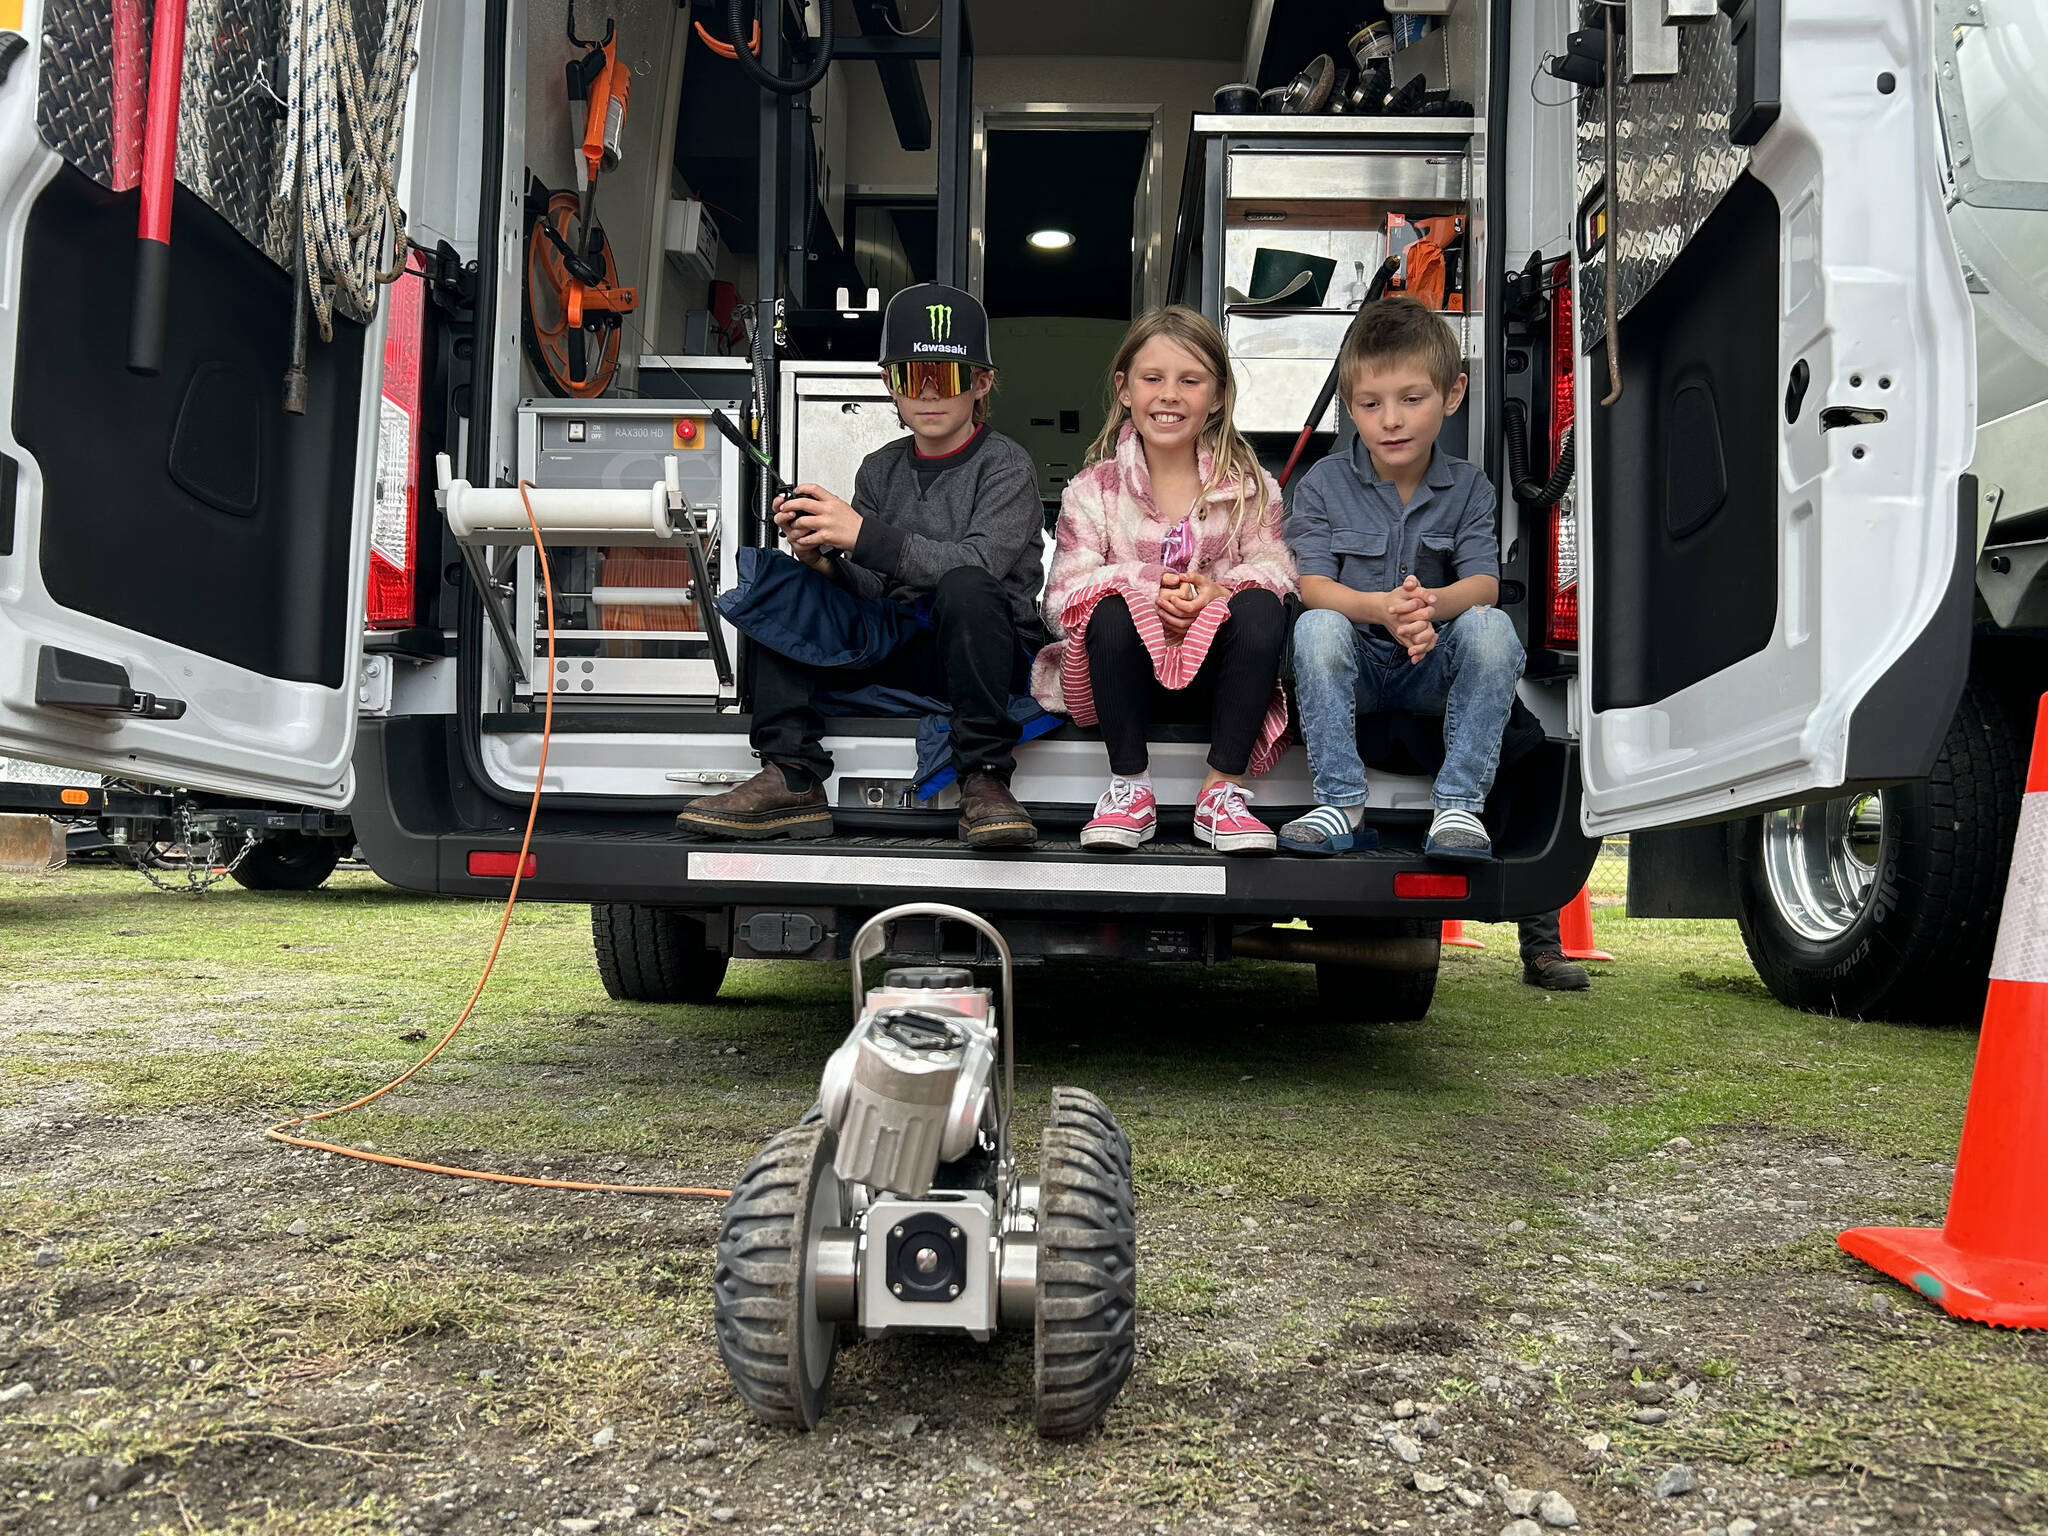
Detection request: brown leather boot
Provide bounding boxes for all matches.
[1521,951,1592,991]
[674,766,832,841]
[958,771,1035,849]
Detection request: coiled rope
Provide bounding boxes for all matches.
[274,0,427,339]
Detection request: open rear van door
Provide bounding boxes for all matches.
[1574,0,1976,834]
[0,2,388,807]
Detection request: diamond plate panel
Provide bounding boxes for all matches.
[0,756,99,788]
[1575,16,1750,352]
[37,0,381,316]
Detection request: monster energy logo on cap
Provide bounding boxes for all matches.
[881,282,994,369]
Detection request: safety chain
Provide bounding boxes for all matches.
[126,808,259,895]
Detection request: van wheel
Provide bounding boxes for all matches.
[228,833,343,892]
[1315,931,1440,1023]
[592,904,730,1004]
[1731,680,2031,1025]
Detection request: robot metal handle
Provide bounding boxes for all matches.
[848,903,1017,1187]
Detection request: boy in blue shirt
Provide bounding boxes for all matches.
[1280,298,1524,860]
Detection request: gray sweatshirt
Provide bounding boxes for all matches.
[831,426,1046,633]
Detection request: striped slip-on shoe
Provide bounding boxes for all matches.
[1423,807,1493,861]
[1276,805,1378,857]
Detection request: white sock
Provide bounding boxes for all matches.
[1117,770,1152,790]
[1341,802,1366,829]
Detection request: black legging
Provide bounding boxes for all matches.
[1083,587,1287,777]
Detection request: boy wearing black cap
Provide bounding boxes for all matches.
[676,282,1047,847]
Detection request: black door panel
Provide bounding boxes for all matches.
[16,166,364,687]
[1589,171,1779,713]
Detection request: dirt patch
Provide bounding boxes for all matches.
[1341,1318,1478,1357]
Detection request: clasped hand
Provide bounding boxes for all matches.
[772,485,864,571]
[1387,574,1438,664]
[1156,570,1227,642]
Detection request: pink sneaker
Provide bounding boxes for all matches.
[1194,781,1276,855]
[1081,779,1157,852]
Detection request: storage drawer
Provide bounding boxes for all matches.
[1225,309,1356,362]
[1230,358,1341,435]
[1227,149,1466,203]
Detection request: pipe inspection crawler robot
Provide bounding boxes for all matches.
[712,905,1136,1436]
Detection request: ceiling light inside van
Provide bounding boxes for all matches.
[1027,228,1075,251]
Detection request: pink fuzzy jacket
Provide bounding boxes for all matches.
[1030,426,1298,751]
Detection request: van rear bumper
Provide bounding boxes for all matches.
[349,716,1598,922]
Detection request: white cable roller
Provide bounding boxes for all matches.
[434,454,673,541]
[589,587,695,606]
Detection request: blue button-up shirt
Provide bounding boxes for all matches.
[1284,438,1500,601]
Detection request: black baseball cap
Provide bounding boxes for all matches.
[879,282,995,369]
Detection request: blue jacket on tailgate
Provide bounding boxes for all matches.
[716,546,925,671]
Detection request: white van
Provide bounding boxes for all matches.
[0,0,1975,1019]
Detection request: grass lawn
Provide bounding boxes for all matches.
[0,867,2039,1536]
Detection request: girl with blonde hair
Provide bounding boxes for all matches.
[1031,306,1296,854]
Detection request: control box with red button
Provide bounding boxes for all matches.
[511,399,747,705]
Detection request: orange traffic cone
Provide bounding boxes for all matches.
[1442,920,1485,950]
[1558,884,1613,962]
[1839,694,2048,1328]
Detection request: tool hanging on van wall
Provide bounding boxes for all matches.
[125,0,185,377]
[525,182,640,397]
[524,6,641,398]
[274,0,427,412]
[567,6,631,254]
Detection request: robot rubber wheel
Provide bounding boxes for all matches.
[712,1120,845,1429]
[1034,1087,1136,1438]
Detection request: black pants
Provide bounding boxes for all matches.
[1519,909,1560,961]
[1083,587,1287,777]
[749,565,1030,784]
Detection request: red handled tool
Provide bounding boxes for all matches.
[128,0,186,376]
[1276,256,1396,488]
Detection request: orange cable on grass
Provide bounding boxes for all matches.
[265,481,731,1201]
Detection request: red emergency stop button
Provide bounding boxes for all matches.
[674,417,701,447]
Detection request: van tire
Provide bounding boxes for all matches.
[592,903,730,1004]
[1316,940,1440,1023]
[1732,679,2032,1026]
[228,833,343,892]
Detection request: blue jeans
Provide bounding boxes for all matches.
[1292,605,1525,813]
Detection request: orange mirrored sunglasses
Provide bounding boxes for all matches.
[884,360,974,398]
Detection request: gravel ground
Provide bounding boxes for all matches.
[1,869,2043,1536]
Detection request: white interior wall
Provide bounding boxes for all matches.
[1503,0,1577,268]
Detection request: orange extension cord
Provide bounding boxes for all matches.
[265,483,731,1201]
[692,17,758,58]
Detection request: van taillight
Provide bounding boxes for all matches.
[1394,872,1468,899]
[367,267,425,630]
[1544,256,1579,651]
